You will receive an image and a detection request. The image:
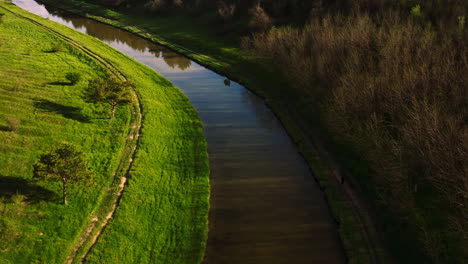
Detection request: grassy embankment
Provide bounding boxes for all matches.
[36,0,378,263]
[0,2,209,263]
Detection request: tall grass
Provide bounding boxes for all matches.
[242,10,467,263]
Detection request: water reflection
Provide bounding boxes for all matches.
[241,89,276,130]
[148,49,192,71]
[17,0,193,72]
[58,12,193,71]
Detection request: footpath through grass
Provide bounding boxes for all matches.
[0,1,209,263]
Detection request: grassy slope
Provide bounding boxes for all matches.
[0,2,209,263]
[0,4,129,263]
[34,0,380,263]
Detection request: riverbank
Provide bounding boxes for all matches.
[0,1,209,263]
[33,0,392,263]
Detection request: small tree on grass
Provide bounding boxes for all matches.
[84,76,134,119]
[33,142,93,205]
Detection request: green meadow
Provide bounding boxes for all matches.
[0,2,209,263]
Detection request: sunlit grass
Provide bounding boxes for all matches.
[0,6,129,263]
[0,2,209,263]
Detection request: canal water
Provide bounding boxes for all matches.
[12,0,346,262]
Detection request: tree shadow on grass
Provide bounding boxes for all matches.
[33,99,90,123]
[0,175,57,203]
[48,81,72,86]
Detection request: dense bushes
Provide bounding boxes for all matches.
[248,3,273,32]
[242,9,467,263]
[65,72,82,85]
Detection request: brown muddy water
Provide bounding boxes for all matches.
[13,0,346,262]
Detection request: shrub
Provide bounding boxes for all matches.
[11,194,27,206]
[65,72,82,85]
[6,117,20,133]
[51,43,63,52]
[217,1,236,22]
[248,3,272,32]
[145,0,165,12]
[173,0,183,8]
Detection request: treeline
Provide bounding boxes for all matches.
[85,0,467,262]
[91,0,466,29]
[245,1,466,263]
[243,12,467,263]
[241,2,467,263]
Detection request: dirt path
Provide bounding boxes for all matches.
[0,5,143,264]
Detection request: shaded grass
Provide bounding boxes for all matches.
[0,2,209,264]
[33,99,91,123]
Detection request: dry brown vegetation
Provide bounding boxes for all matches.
[248,3,273,32]
[144,0,166,12]
[242,7,467,263]
[143,0,184,12]
[217,0,236,22]
[6,116,20,133]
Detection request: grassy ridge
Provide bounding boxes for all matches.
[0,2,209,263]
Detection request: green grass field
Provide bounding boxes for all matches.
[0,2,209,263]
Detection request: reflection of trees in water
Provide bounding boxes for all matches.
[149,48,191,71]
[56,12,149,52]
[241,89,275,130]
[43,6,192,71]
